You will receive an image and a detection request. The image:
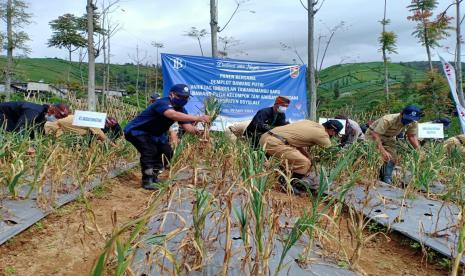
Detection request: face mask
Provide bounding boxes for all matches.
[277,106,287,113]
[45,114,57,122]
[401,118,413,126]
[171,97,188,108]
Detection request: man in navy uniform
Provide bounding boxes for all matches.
[124,84,210,190]
[245,96,290,149]
[0,101,70,138]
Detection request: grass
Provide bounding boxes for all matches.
[85,121,465,275]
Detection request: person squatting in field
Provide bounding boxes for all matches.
[259,119,343,194]
[366,105,421,184]
[44,114,120,147]
[124,84,211,190]
[0,101,70,139]
[245,96,291,149]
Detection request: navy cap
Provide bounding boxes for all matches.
[323,119,344,134]
[150,93,160,100]
[170,84,190,97]
[402,105,421,121]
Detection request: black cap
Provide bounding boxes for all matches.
[150,93,160,100]
[323,119,344,134]
[170,84,190,97]
[402,105,422,121]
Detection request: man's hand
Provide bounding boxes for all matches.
[381,149,392,161]
[196,115,211,123]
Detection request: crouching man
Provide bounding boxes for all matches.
[259,119,343,193]
[366,105,421,184]
[124,84,210,190]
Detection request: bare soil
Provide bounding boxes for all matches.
[0,173,450,276]
[0,171,150,276]
[269,191,449,276]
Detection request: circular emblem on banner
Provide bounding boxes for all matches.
[172,57,186,70]
[290,66,300,78]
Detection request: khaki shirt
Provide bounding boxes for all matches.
[367,113,418,139]
[228,120,251,137]
[45,115,105,137]
[444,134,465,155]
[270,120,331,148]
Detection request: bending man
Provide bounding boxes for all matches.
[124,84,210,190]
[366,105,421,184]
[245,96,290,149]
[260,119,343,193]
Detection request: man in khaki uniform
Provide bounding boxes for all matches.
[45,114,116,146]
[366,105,421,184]
[444,134,465,156]
[225,120,251,141]
[259,119,343,190]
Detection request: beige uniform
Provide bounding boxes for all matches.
[45,115,105,137]
[366,113,418,161]
[225,120,251,140]
[444,134,465,156]
[259,120,331,175]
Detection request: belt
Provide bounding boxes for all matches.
[267,131,289,145]
[457,136,465,146]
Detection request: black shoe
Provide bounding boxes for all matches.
[142,175,159,190]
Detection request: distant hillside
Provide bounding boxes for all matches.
[317,62,420,112]
[0,57,457,113]
[0,57,161,92]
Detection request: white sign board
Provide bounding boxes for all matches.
[318,118,346,135]
[73,110,107,129]
[418,123,444,139]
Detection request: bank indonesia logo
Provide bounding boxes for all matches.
[172,57,185,70]
[290,66,300,78]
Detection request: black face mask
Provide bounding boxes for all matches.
[401,117,414,126]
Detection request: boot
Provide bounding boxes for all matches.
[290,173,310,194]
[380,160,395,184]
[141,168,159,190]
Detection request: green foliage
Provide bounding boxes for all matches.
[203,95,222,122]
[48,13,87,56]
[379,31,397,55]
[417,70,454,118]
[400,70,415,92]
[333,81,340,99]
[407,0,452,48]
[0,0,32,54]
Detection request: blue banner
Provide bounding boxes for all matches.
[161,53,307,127]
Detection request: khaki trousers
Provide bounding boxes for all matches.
[259,133,311,175]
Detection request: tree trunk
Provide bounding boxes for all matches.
[68,49,72,84]
[106,21,111,96]
[144,67,148,107]
[155,47,159,94]
[102,35,107,108]
[101,1,107,109]
[210,0,218,58]
[307,0,317,121]
[79,48,85,88]
[382,0,389,102]
[198,37,204,56]
[87,0,97,111]
[457,0,465,106]
[5,0,13,101]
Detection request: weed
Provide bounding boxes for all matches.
[4,266,16,275]
[32,221,44,231]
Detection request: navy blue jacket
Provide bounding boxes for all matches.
[124,97,189,139]
[0,101,49,135]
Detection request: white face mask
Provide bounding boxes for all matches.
[277,106,287,113]
[45,114,57,122]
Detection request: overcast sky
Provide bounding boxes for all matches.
[17,0,460,68]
